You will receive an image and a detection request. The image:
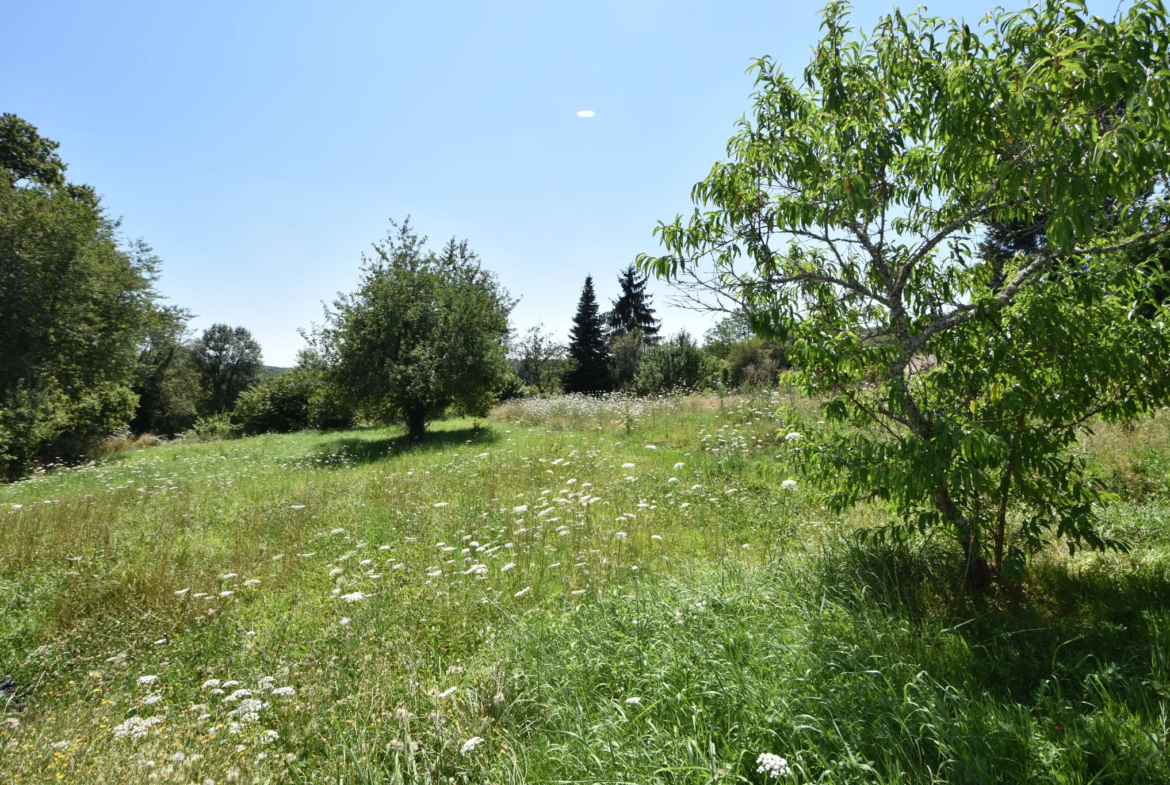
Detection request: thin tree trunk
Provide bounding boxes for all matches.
[936,485,991,591]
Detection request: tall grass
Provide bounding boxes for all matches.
[0,394,1167,783]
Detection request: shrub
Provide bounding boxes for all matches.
[234,364,354,435]
[633,332,720,395]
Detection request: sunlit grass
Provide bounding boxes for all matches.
[1,395,1168,783]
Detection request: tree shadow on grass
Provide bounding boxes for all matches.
[821,534,1170,710]
[312,423,502,467]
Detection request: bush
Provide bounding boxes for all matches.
[234,364,354,435]
[724,338,788,388]
[632,332,720,395]
[179,413,240,442]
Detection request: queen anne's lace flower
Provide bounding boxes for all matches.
[756,753,791,779]
[460,736,485,754]
[112,715,164,740]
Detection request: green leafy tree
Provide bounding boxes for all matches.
[194,324,264,414]
[725,338,788,388]
[131,305,201,435]
[234,350,354,435]
[563,276,612,394]
[0,117,159,477]
[514,325,570,395]
[606,263,661,341]
[609,329,650,391]
[641,0,1170,586]
[0,113,67,187]
[319,220,513,442]
[702,311,755,359]
[632,331,719,395]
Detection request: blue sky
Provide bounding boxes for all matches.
[3,0,1118,365]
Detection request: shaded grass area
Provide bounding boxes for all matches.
[0,396,1168,783]
[486,536,1170,784]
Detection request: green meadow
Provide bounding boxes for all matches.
[2,394,1170,784]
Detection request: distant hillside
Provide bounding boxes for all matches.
[263,365,290,376]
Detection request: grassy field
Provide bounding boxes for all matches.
[1,393,1169,784]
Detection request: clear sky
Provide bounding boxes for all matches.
[2,0,1119,365]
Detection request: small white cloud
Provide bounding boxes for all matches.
[576,110,595,118]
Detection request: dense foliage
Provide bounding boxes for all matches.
[131,305,201,436]
[606,263,660,341]
[642,0,1170,584]
[194,324,264,414]
[632,331,720,395]
[234,352,354,434]
[318,220,513,442]
[563,275,613,394]
[0,116,161,478]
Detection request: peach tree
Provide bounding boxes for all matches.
[641,0,1170,585]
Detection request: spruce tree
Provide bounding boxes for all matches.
[606,263,660,341]
[563,275,612,394]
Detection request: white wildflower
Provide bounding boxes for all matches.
[340,591,365,603]
[271,686,296,698]
[622,462,636,468]
[781,479,798,490]
[784,432,803,442]
[615,531,628,540]
[756,753,791,778]
[138,675,159,686]
[112,715,164,740]
[257,677,275,691]
[330,528,345,535]
[625,696,642,704]
[460,736,485,754]
[174,588,190,597]
[514,586,531,598]
[433,502,449,508]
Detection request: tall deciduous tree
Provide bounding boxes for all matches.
[563,276,612,394]
[131,305,201,435]
[319,220,513,442]
[194,324,264,414]
[0,116,159,478]
[514,325,570,395]
[607,263,660,341]
[641,0,1170,586]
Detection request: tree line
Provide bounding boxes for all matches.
[4,115,773,479]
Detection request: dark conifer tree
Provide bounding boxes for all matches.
[563,275,612,394]
[606,263,660,341]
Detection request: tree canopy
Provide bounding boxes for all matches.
[194,324,264,414]
[606,263,660,341]
[640,0,1170,585]
[0,117,161,477]
[318,220,513,442]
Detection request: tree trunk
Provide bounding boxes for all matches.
[935,486,992,591]
[406,407,427,444]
